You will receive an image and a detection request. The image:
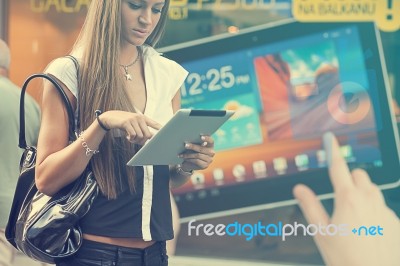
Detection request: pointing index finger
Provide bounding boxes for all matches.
[323,132,353,192]
[145,117,162,130]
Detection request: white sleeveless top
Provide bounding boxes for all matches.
[45,45,188,127]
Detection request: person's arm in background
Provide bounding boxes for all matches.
[293,132,400,266]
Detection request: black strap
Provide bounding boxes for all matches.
[65,55,81,129]
[65,55,79,75]
[19,74,76,149]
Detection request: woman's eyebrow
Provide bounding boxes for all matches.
[139,0,165,4]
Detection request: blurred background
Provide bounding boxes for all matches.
[1,0,398,115]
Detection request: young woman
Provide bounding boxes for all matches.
[36,1,215,265]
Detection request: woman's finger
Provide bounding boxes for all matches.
[184,143,215,157]
[144,116,162,130]
[200,135,214,147]
[130,121,144,140]
[180,152,212,164]
[137,118,153,140]
[182,158,209,169]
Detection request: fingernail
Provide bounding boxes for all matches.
[202,141,208,147]
[178,154,183,158]
[201,136,206,141]
[185,143,190,148]
[323,132,334,167]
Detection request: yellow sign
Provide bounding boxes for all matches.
[168,0,289,20]
[293,0,400,31]
[30,0,91,13]
[169,0,189,20]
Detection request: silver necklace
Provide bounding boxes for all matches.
[120,49,140,81]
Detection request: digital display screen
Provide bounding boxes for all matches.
[172,25,382,197]
[162,21,400,219]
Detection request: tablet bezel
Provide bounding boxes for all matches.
[161,20,400,221]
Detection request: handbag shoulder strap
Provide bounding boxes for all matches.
[64,55,81,130]
[65,55,79,74]
[19,74,76,149]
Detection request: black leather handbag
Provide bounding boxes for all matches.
[5,72,99,264]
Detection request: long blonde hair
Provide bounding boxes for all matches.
[72,0,170,199]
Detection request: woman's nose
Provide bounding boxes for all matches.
[139,10,151,25]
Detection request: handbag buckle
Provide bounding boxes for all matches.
[23,150,34,167]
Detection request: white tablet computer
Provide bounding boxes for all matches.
[127,109,235,166]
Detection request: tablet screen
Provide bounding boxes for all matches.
[163,21,400,219]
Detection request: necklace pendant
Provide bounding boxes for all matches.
[125,73,133,81]
[120,49,140,81]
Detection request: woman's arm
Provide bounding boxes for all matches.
[36,77,162,196]
[35,78,107,195]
